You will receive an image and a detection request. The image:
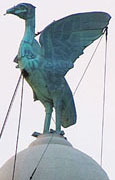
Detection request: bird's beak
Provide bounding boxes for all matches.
[4,6,27,16]
[4,6,16,16]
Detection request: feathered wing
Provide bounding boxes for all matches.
[39,12,111,76]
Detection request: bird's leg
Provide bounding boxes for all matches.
[43,103,53,133]
[55,100,62,134]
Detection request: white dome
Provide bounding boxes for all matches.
[0,134,109,180]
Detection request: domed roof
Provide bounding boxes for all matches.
[0,134,109,180]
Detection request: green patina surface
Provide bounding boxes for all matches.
[6,3,111,134]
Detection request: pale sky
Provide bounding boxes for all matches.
[0,0,115,179]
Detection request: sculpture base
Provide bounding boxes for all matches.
[0,134,109,180]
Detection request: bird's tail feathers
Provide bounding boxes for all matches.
[61,92,77,128]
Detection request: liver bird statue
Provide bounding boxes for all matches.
[6,3,111,134]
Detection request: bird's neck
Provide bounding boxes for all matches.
[23,16,35,44]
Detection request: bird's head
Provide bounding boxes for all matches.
[5,3,36,20]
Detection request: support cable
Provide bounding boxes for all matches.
[73,32,105,95]
[51,31,106,125]
[12,76,24,180]
[63,32,106,121]
[0,74,22,139]
[30,134,54,180]
[100,27,108,167]
[30,28,107,176]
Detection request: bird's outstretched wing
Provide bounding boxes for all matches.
[39,12,111,76]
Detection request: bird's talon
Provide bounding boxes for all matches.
[56,130,65,136]
[50,129,65,136]
[50,129,55,133]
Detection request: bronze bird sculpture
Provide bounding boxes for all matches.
[6,3,111,134]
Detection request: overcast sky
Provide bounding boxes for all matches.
[0,0,115,179]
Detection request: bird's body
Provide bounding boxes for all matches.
[16,14,76,133]
[6,3,111,134]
